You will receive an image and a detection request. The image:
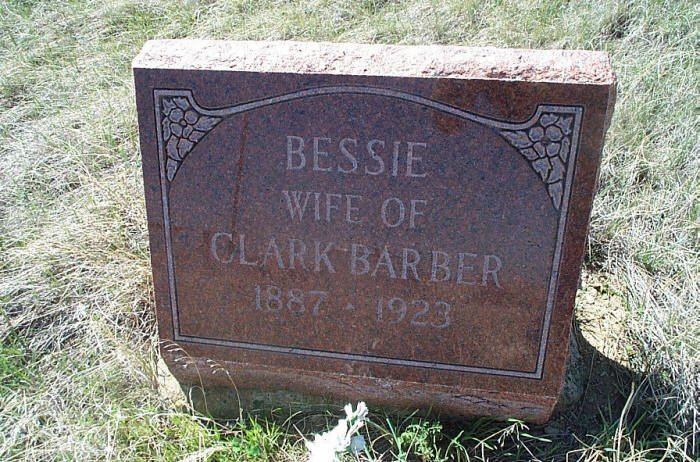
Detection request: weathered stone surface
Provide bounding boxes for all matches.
[555,331,586,413]
[134,40,616,423]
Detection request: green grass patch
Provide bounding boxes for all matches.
[0,332,35,395]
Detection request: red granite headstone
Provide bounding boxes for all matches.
[134,40,616,423]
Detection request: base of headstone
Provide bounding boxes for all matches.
[157,351,558,423]
[156,356,340,418]
[157,349,584,421]
[184,385,340,419]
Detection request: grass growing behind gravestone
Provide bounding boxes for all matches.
[0,0,697,460]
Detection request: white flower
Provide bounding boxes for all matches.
[306,402,368,462]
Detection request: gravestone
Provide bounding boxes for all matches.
[133,40,616,423]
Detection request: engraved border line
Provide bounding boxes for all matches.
[154,92,181,336]
[155,86,577,131]
[175,334,540,378]
[535,108,583,377]
[153,85,583,380]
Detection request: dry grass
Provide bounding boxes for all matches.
[0,0,698,460]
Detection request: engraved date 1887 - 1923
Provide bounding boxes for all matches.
[253,284,451,329]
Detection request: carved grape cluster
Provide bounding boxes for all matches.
[500,113,573,210]
[161,96,221,181]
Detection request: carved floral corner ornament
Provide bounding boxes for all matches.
[500,113,575,210]
[155,87,580,211]
[160,95,221,182]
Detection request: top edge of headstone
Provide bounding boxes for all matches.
[133,40,615,85]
